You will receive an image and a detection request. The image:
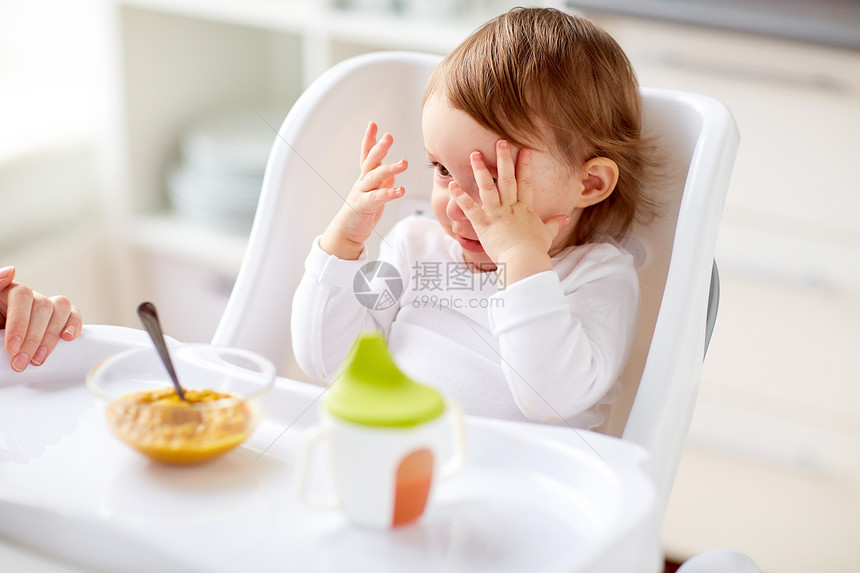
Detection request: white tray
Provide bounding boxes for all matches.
[0,326,660,573]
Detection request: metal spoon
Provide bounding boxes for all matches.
[137,301,186,401]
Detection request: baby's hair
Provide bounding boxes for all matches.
[424,7,658,245]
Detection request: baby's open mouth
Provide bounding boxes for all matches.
[456,234,484,253]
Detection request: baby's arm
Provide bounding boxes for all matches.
[319,121,408,260]
[292,123,407,381]
[488,250,639,422]
[291,260,383,382]
[291,231,404,382]
[0,266,83,372]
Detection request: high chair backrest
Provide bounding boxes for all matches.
[213,51,739,512]
[617,89,738,511]
[213,52,441,376]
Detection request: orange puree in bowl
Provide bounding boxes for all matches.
[106,388,253,465]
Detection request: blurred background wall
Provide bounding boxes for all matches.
[0,0,115,323]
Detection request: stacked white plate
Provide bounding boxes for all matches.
[167,109,281,233]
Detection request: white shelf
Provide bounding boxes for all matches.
[125,213,249,273]
[116,0,489,53]
[117,0,316,33]
[108,0,497,268]
[107,0,505,330]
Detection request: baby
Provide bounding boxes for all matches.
[1,266,82,372]
[292,8,656,429]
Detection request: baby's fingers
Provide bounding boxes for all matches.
[450,181,487,225]
[361,131,396,175]
[495,140,518,205]
[358,158,408,191]
[470,151,501,209]
[543,214,572,242]
[516,148,534,205]
[359,121,379,165]
[350,186,406,214]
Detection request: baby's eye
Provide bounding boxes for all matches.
[429,162,451,178]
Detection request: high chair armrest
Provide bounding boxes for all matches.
[0,324,173,380]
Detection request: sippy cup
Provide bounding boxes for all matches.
[296,331,466,528]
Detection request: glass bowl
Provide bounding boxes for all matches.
[87,344,275,465]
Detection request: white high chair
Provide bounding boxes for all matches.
[213,51,754,572]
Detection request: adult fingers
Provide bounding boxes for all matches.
[0,266,15,288]
[0,267,15,325]
[0,267,13,330]
[495,140,518,205]
[7,288,58,372]
[61,302,83,342]
[12,294,55,372]
[470,151,500,209]
[28,296,75,367]
[4,283,33,357]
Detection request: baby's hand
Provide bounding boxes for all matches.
[450,140,570,283]
[319,121,408,260]
[0,266,83,372]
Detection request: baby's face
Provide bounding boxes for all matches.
[422,94,579,269]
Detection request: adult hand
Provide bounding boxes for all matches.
[0,266,82,372]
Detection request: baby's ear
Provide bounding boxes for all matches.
[576,158,618,208]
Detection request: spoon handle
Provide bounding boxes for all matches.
[137,302,186,401]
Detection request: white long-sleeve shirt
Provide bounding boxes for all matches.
[291,216,639,429]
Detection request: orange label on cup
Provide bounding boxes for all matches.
[392,448,434,526]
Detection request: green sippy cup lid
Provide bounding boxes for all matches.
[325,331,445,427]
